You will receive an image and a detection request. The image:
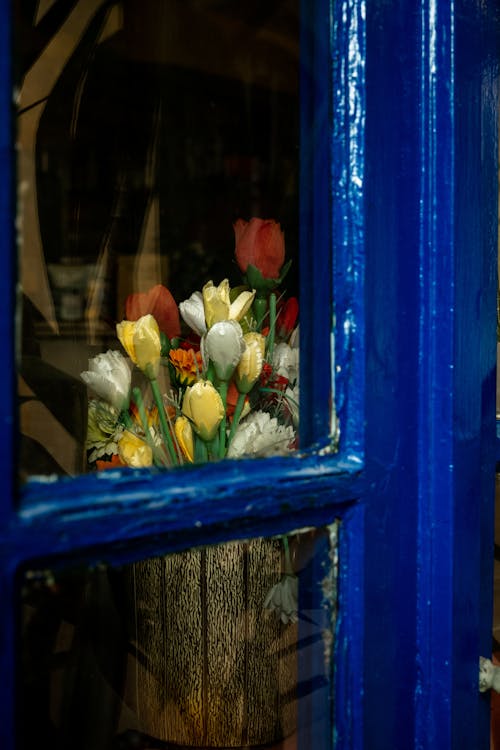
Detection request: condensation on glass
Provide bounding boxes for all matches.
[16,1,300,481]
[19,525,338,749]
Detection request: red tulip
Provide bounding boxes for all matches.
[234,218,285,280]
[125,284,181,340]
[277,297,299,338]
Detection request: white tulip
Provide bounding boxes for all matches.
[81,350,131,412]
[202,319,245,382]
[179,291,207,336]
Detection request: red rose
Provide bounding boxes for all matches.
[234,218,285,280]
[125,284,181,339]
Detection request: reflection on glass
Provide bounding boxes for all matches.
[16,1,300,480]
[20,526,337,749]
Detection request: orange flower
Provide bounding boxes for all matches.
[126,284,181,339]
[169,347,203,385]
[234,218,285,280]
[129,401,160,428]
[96,454,125,470]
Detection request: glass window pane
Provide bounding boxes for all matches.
[16,1,300,481]
[19,525,337,748]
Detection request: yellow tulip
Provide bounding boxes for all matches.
[174,416,195,462]
[118,430,153,467]
[202,279,255,328]
[182,380,225,442]
[116,314,161,379]
[235,332,266,393]
[203,279,230,328]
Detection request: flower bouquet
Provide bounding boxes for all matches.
[82,217,299,472]
[80,218,300,748]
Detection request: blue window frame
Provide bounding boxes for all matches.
[0,1,499,749]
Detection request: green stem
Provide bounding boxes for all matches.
[120,409,134,430]
[227,391,247,447]
[194,434,209,463]
[150,377,178,465]
[266,292,277,361]
[253,296,268,332]
[218,380,228,458]
[205,361,215,384]
[208,433,220,461]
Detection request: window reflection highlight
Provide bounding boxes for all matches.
[16,0,300,480]
[20,527,337,749]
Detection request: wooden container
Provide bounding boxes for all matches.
[121,538,297,747]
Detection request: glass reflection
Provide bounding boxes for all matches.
[20,527,337,749]
[16,0,300,480]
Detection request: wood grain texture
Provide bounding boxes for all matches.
[121,539,297,747]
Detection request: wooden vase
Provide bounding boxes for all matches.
[121,538,297,748]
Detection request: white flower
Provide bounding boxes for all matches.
[264,574,298,624]
[289,324,299,349]
[202,319,245,381]
[86,400,124,461]
[179,291,207,336]
[81,350,131,411]
[285,385,299,428]
[272,342,299,383]
[227,410,295,458]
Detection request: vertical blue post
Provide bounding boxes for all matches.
[363,0,421,743]
[363,0,499,748]
[415,1,499,747]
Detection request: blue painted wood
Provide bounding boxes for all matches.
[7,455,363,566]
[415,2,498,748]
[331,0,366,463]
[363,2,499,749]
[363,2,421,743]
[335,505,364,750]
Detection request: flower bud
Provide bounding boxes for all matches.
[182,380,225,442]
[174,416,195,462]
[234,218,285,280]
[202,279,255,328]
[179,291,207,336]
[235,332,265,393]
[202,279,231,328]
[117,314,161,379]
[125,284,180,339]
[118,430,153,467]
[81,349,131,411]
[203,320,245,382]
